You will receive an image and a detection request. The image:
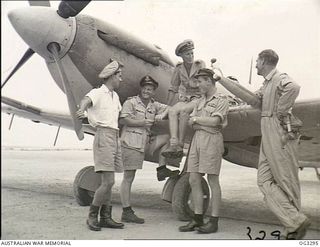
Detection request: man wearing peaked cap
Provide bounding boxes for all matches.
[175,39,194,56]
[119,75,180,224]
[76,60,125,231]
[162,39,205,159]
[194,68,216,79]
[139,75,159,89]
[179,67,229,234]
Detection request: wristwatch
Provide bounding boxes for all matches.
[193,117,197,124]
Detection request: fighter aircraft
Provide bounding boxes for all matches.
[2,0,320,221]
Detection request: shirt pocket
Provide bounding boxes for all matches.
[122,128,145,149]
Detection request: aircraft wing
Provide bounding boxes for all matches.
[1,96,95,135]
[222,98,320,169]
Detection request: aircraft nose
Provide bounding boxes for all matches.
[8,7,76,61]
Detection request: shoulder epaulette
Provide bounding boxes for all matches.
[217,93,228,99]
[176,61,183,67]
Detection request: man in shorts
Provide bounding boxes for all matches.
[119,75,179,223]
[178,68,229,233]
[76,60,124,231]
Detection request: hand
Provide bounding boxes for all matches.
[144,119,154,128]
[188,117,197,126]
[212,69,222,81]
[76,109,86,119]
[155,114,164,122]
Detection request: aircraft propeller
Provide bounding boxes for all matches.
[1,48,35,89]
[57,1,91,19]
[3,0,91,140]
[47,42,84,140]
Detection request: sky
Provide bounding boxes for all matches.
[1,0,320,148]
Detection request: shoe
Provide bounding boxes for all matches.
[121,207,145,224]
[161,145,184,159]
[87,205,101,231]
[99,205,124,229]
[156,166,180,181]
[286,218,311,240]
[196,216,218,234]
[179,214,203,232]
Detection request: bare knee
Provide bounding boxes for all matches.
[123,170,136,184]
[168,106,180,118]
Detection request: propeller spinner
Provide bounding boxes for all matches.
[3,1,92,140]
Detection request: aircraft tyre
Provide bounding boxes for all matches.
[171,173,210,221]
[73,166,94,206]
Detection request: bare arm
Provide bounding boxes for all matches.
[189,116,222,127]
[76,96,92,119]
[119,117,154,128]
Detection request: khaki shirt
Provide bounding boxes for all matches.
[120,95,168,152]
[169,60,205,101]
[190,92,229,134]
[86,84,122,129]
[255,69,300,117]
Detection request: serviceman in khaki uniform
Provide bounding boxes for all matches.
[119,75,179,224]
[179,68,229,233]
[76,61,125,231]
[161,40,205,159]
[214,49,310,239]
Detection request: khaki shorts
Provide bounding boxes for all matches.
[122,146,145,170]
[93,127,123,173]
[187,130,224,175]
[122,133,171,170]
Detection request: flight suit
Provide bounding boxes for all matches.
[169,60,205,102]
[255,69,307,233]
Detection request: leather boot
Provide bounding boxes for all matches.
[161,145,184,159]
[196,216,219,233]
[87,205,101,231]
[99,205,124,229]
[156,166,180,181]
[179,214,203,232]
[121,207,145,224]
[285,218,311,240]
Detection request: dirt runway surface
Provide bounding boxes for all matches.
[1,149,319,240]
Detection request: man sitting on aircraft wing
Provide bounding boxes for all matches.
[76,60,125,231]
[160,39,205,159]
[119,75,180,224]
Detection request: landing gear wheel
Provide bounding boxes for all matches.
[171,173,210,221]
[73,166,95,206]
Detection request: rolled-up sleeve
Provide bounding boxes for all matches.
[120,100,134,119]
[211,98,229,124]
[154,102,168,114]
[86,89,99,107]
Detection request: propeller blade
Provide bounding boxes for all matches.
[248,57,253,85]
[48,42,84,140]
[1,48,35,89]
[28,1,51,7]
[57,0,91,19]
